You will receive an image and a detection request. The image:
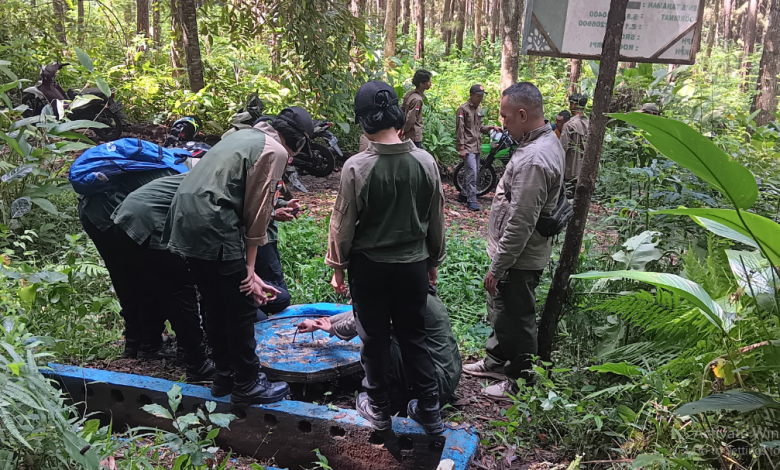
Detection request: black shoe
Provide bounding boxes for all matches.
[468,202,480,211]
[138,343,178,361]
[407,399,444,435]
[230,375,289,406]
[122,341,140,359]
[356,392,392,432]
[186,360,218,383]
[457,194,467,203]
[210,371,234,398]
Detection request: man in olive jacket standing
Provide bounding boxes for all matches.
[400,69,431,148]
[462,82,564,400]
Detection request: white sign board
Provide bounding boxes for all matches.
[522,0,705,64]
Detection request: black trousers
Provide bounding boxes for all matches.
[113,229,206,365]
[78,212,160,348]
[187,258,259,383]
[348,253,438,404]
[255,242,291,318]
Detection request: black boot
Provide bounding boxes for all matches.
[356,392,392,432]
[230,374,289,406]
[407,397,444,435]
[186,360,218,383]
[122,339,140,358]
[210,371,234,398]
[137,343,178,360]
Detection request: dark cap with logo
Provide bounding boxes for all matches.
[469,84,487,95]
[276,106,315,139]
[354,81,399,117]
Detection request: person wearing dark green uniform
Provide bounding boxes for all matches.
[111,174,215,383]
[165,107,314,407]
[296,284,461,410]
[326,81,447,435]
[77,169,179,359]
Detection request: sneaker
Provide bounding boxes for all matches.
[185,360,218,384]
[230,375,289,406]
[468,202,480,211]
[210,371,234,398]
[462,359,505,380]
[482,380,515,401]
[355,392,392,432]
[457,194,467,203]
[407,399,444,435]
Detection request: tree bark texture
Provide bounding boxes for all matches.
[538,0,629,363]
[170,0,185,76]
[474,0,483,51]
[402,0,411,34]
[706,0,720,57]
[490,0,500,43]
[568,59,581,94]
[456,0,466,50]
[384,0,398,69]
[499,0,521,91]
[179,0,204,92]
[415,0,425,59]
[443,0,453,54]
[724,0,734,41]
[742,0,759,82]
[137,0,150,38]
[53,0,67,44]
[153,0,161,47]
[77,0,84,41]
[751,0,780,125]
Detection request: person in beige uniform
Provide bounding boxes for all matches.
[462,82,564,400]
[400,69,432,148]
[559,94,589,196]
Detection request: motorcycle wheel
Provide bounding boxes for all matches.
[93,109,123,142]
[453,161,498,197]
[21,94,42,118]
[308,142,335,178]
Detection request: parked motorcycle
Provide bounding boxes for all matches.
[452,129,517,197]
[296,119,341,177]
[22,63,125,141]
[221,94,265,139]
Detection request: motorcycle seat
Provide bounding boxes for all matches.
[67,88,108,100]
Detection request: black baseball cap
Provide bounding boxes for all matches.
[355,81,399,117]
[276,106,314,139]
[469,84,487,95]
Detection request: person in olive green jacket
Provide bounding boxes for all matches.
[326,81,446,435]
[462,83,564,401]
[560,93,590,196]
[165,107,314,407]
[296,285,461,410]
[400,69,432,148]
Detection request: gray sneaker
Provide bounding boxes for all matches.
[462,359,505,380]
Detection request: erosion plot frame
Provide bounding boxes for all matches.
[522,0,706,64]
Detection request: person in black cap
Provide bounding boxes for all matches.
[325,81,447,435]
[456,84,502,211]
[165,107,314,407]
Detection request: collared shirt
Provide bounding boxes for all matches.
[165,122,289,261]
[326,288,462,403]
[112,174,186,250]
[358,134,370,153]
[401,89,425,142]
[560,114,589,181]
[326,140,446,269]
[456,100,491,154]
[487,124,565,276]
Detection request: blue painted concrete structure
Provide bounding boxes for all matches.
[47,364,478,470]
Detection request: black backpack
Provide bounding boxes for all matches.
[535,185,573,237]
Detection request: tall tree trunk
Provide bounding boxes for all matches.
[53,0,67,44]
[538,0,630,363]
[751,0,780,125]
[415,0,425,59]
[456,0,466,50]
[499,0,521,90]
[384,0,398,70]
[179,0,204,92]
[490,0,500,43]
[724,0,734,41]
[402,0,411,34]
[474,0,483,52]
[153,0,161,47]
[443,0,453,53]
[137,0,151,38]
[568,59,581,94]
[706,0,721,57]
[170,0,185,76]
[77,0,84,42]
[742,0,759,82]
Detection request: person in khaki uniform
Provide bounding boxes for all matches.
[462,83,565,400]
[326,81,447,435]
[400,69,432,148]
[456,84,501,211]
[165,107,314,407]
[559,94,590,195]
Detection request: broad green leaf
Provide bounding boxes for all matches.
[81,419,101,442]
[631,453,667,469]
[74,48,95,72]
[205,401,216,413]
[588,362,643,378]
[96,77,111,98]
[70,94,101,110]
[611,231,663,270]
[29,271,68,283]
[1,164,33,183]
[168,384,182,413]
[10,197,31,218]
[572,270,732,331]
[208,412,236,428]
[205,428,220,440]
[675,391,780,416]
[17,285,36,304]
[0,65,18,82]
[692,216,758,249]
[335,121,350,134]
[53,120,108,133]
[656,208,780,267]
[0,131,23,157]
[30,198,59,216]
[610,113,758,209]
[616,404,638,423]
[142,403,173,420]
[725,250,777,298]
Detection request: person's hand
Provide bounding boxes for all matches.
[314,317,334,334]
[331,269,348,295]
[286,198,301,211]
[274,207,296,222]
[459,148,467,158]
[484,271,499,296]
[297,319,319,333]
[493,126,503,133]
[428,266,438,286]
[252,277,281,305]
[398,129,405,140]
[240,268,258,294]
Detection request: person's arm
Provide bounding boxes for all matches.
[559,123,572,153]
[489,161,550,279]
[456,106,466,155]
[403,95,422,134]
[325,163,358,271]
[243,149,287,247]
[328,312,358,341]
[426,171,447,269]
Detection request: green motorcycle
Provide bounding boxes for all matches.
[453,129,516,197]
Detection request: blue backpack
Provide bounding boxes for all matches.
[69,138,192,195]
